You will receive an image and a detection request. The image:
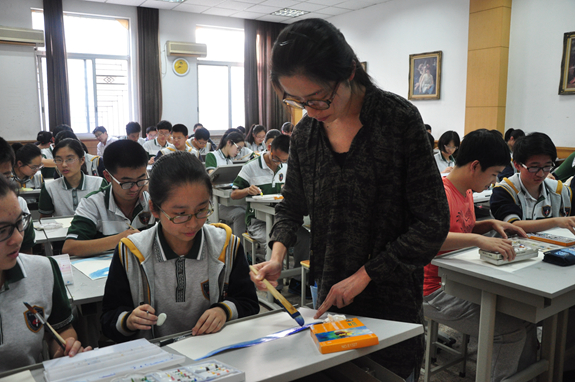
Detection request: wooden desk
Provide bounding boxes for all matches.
[432,227,575,382]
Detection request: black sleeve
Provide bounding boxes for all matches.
[219,243,259,319]
[497,163,514,182]
[100,245,138,343]
[490,186,523,222]
[97,157,106,177]
[155,150,163,161]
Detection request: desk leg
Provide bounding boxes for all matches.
[539,314,558,382]
[553,309,569,382]
[211,195,220,224]
[476,290,496,382]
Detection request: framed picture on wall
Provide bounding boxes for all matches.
[559,31,575,95]
[408,51,442,100]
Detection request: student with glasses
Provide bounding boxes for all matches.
[38,139,107,218]
[11,143,44,189]
[434,130,460,175]
[101,151,258,343]
[251,19,450,381]
[93,126,117,159]
[491,132,574,231]
[143,120,172,164]
[0,175,91,372]
[245,124,267,153]
[154,124,195,162]
[63,140,154,257]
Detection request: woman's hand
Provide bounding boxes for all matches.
[126,304,157,331]
[250,260,283,289]
[192,307,227,335]
[52,337,92,359]
[314,266,371,319]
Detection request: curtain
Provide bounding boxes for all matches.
[244,20,289,131]
[137,7,162,134]
[43,0,71,130]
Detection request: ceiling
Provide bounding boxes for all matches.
[81,0,391,24]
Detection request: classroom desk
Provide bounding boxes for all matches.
[472,189,492,203]
[66,254,111,306]
[210,188,246,224]
[432,227,575,382]
[35,216,73,256]
[247,197,280,259]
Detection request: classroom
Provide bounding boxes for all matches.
[1,0,575,381]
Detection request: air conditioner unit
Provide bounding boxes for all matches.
[0,25,44,47]
[166,41,207,57]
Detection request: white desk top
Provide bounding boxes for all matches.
[66,254,112,305]
[38,216,73,242]
[472,189,492,203]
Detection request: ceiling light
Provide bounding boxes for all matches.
[271,8,310,18]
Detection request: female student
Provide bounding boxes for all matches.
[100,151,258,343]
[37,131,56,179]
[55,131,104,177]
[38,139,107,218]
[12,143,44,189]
[263,129,281,153]
[0,176,89,372]
[245,124,266,153]
[434,131,460,174]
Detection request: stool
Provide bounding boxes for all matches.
[421,318,469,382]
[241,232,258,266]
[300,260,310,308]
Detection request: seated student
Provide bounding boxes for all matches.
[281,122,294,136]
[0,137,35,253]
[155,124,195,161]
[245,124,266,153]
[62,140,154,257]
[423,129,537,382]
[37,131,56,179]
[0,176,90,372]
[434,131,460,174]
[93,126,117,158]
[262,129,281,154]
[143,120,172,163]
[498,128,526,181]
[145,125,157,141]
[491,132,574,231]
[189,123,217,152]
[55,131,104,178]
[126,122,145,145]
[12,143,44,189]
[100,151,258,343]
[39,139,107,218]
[187,127,211,161]
[218,129,254,162]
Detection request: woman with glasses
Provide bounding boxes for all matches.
[0,175,90,372]
[251,19,450,381]
[434,130,460,175]
[12,143,44,189]
[101,151,258,343]
[38,139,107,218]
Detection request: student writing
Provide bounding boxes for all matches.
[12,143,44,189]
[143,120,172,163]
[155,123,195,161]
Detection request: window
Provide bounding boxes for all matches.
[32,10,132,136]
[196,26,244,131]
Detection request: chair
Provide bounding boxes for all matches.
[241,232,258,266]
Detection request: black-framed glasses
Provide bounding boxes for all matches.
[0,213,31,243]
[54,157,80,166]
[156,203,214,224]
[283,82,340,110]
[271,154,288,164]
[109,173,149,190]
[26,163,44,171]
[521,163,555,174]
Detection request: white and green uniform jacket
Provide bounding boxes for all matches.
[142,138,169,158]
[205,150,234,172]
[39,173,107,216]
[13,171,43,189]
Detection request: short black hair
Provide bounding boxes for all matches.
[438,131,460,155]
[455,129,510,170]
[0,137,16,167]
[92,126,107,135]
[103,140,148,175]
[271,135,290,154]
[427,133,435,153]
[236,126,246,134]
[265,129,281,143]
[218,132,244,150]
[55,131,89,153]
[14,143,42,166]
[281,122,294,134]
[194,128,210,141]
[193,123,204,130]
[156,120,172,132]
[425,124,432,132]
[36,131,53,145]
[149,151,212,209]
[504,128,525,142]
[0,173,17,199]
[512,132,557,165]
[146,126,157,134]
[126,122,141,135]
[52,124,72,137]
[172,124,188,136]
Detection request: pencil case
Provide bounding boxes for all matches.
[542,247,575,266]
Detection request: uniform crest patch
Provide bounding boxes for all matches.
[542,205,551,217]
[24,306,45,333]
[279,173,284,182]
[201,280,210,300]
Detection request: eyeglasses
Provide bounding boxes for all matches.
[271,154,288,164]
[109,173,149,190]
[26,163,44,171]
[158,131,171,137]
[283,82,340,110]
[444,145,458,151]
[521,163,555,174]
[156,203,214,224]
[54,157,79,166]
[0,213,31,243]
[94,132,104,138]
[172,136,186,141]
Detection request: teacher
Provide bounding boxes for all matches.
[251,19,450,380]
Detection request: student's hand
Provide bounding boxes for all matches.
[148,157,155,165]
[52,337,92,359]
[126,304,157,331]
[250,260,283,290]
[314,266,371,319]
[491,220,527,239]
[442,167,453,174]
[247,185,262,196]
[554,217,575,235]
[192,307,227,335]
[119,228,139,239]
[476,236,515,261]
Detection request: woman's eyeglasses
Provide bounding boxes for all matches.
[54,157,79,165]
[156,204,214,224]
[283,82,340,111]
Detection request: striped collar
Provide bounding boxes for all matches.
[61,172,86,191]
[157,223,204,261]
[1,257,26,292]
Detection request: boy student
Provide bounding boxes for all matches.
[143,120,172,163]
[423,129,537,382]
[155,124,194,161]
[146,126,157,141]
[126,122,145,145]
[62,140,154,257]
[490,132,574,231]
[93,126,117,158]
[187,127,211,161]
[189,123,216,152]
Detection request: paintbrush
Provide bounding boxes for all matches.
[249,265,304,327]
[23,302,66,352]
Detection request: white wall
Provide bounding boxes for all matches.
[506,0,575,147]
[329,0,470,139]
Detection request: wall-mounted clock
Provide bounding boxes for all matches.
[173,58,190,76]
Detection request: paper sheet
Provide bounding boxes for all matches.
[72,254,113,280]
[0,371,34,382]
[251,194,283,201]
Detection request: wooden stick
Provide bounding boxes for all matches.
[249,266,299,315]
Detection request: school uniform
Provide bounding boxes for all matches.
[100,223,258,343]
[18,196,35,251]
[154,145,195,162]
[38,173,108,217]
[0,254,73,371]
[247,141,265,153]
[85,153,104,177]
[205,150,234,172]
[137,137,146,146]
[434,152,455,173]
[41,146,55,179]
[96,136,118,157]
[142,138,170,158]
[66,184,155,241]
[186,140,211,161]
[234,147,255,162]
[13,171,43,189]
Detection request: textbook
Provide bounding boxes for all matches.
[310,318,379,354]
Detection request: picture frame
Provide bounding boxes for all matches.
[559,31,575,95]
[408,51,442,100]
